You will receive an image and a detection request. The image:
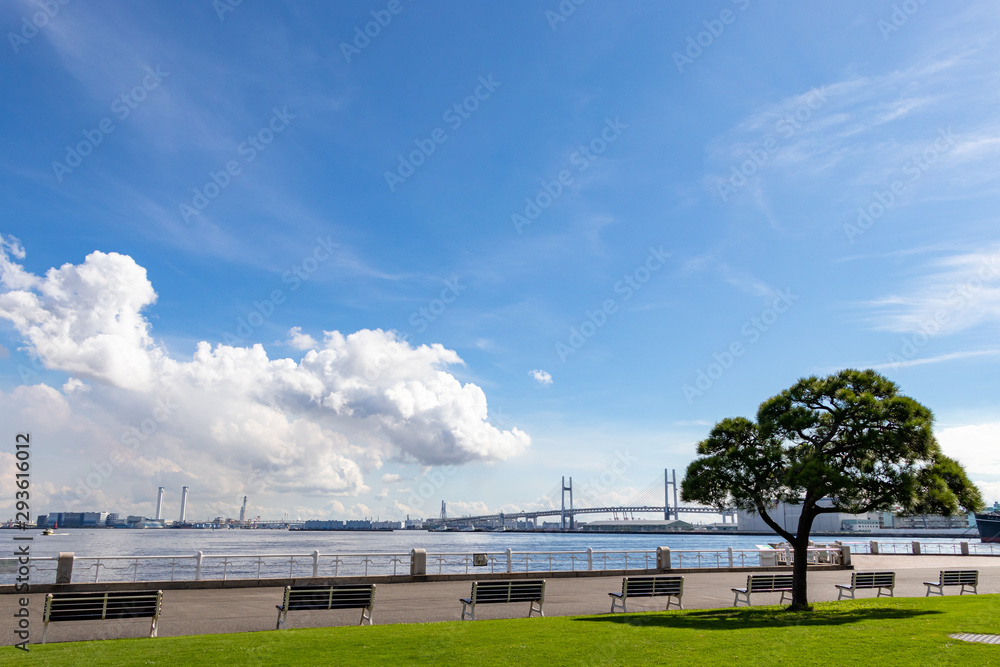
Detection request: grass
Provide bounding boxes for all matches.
[4,596,999,666]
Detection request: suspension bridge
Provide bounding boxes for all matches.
[425,469,737,530]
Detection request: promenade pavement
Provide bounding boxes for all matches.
[3,554,998,645]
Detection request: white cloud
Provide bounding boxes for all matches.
[529,369,553,385]
[286,327,318,350]
[381,473,402,483]
[938,421,1000,478]
[0,243,530,513]
[444,500,490,517]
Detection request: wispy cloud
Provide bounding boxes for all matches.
[864,349,1000,370]
[862,245,1000,335]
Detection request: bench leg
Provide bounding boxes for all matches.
[42,620,49,645]
[360,606,373,626]
[528,600,544,618]
[925,584,942,597]
[461,601,475,621]
[276,607,287,630]
[150,616,158,638]
[733,590,750,607]
[610,594,626,613]
[779,591,792,605]
[836,587,853,601]
[877,587,892,598]
[665,594,682,611]
[960,584,977,595]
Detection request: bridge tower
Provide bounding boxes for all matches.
[560,476,574,530]
[664,469,679,520]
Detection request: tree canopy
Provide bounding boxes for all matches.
[681,368,982,609]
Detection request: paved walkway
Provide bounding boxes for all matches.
[4,555,998,645]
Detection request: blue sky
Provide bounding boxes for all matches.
[1,0,999,523]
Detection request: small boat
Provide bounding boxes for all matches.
[42,521,56,536]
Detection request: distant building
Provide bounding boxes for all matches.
[738,500,973,532]
[38,512,109,528]
[841,518,880,532]
[106,513,124,527]
[303,520,345,530]
[737,500,881,533]
[893,514,971,530]
[582,519,694,533]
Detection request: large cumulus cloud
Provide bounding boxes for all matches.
[0,237,529,511]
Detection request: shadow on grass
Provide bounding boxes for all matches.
[573,606,942,631]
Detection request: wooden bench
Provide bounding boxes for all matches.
[924,570,978,596]
[835,571,895,600]
[460,579,545,621]
[732,574,793,607]
[42,590,162,644]
[609,575,684,612]
[275,584,376,628]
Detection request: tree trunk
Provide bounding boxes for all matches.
[789,538,811,610]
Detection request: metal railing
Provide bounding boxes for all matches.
[2,541,993,585]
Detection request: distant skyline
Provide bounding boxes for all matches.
[1,1,999,524]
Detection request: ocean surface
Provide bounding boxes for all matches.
[2,529,983,585]
[2,528,981,560]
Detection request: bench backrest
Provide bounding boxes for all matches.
[853,571,895,588]
[44,591,162,622]
[283,584,375,611]
[622,576,683,597]
[471,580,545,604]
[747,574,793,592]
[940,570,978,586]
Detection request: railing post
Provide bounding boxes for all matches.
[506,548,512,573]
[727,546,734,568]
[840,545,852,566]
[195,551,203,581]
[961,541,970,556]
[869,540,879,555]
[656,546,671,571]
[312,550,320,577]
[56,552,74,584]
[587,547,593,571]
[911,541,921,555]
[410,548,426,576]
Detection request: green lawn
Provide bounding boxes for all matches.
[5,596,999,666]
